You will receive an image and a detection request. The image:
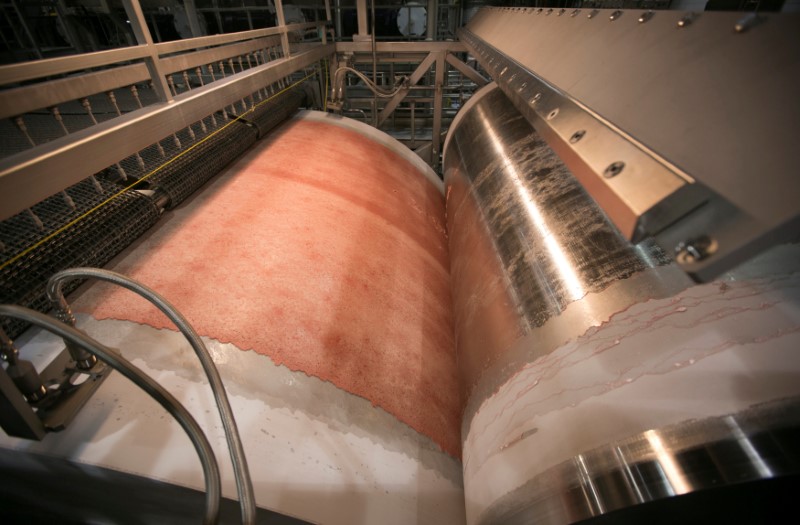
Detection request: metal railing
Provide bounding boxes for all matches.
[0,1,329,222]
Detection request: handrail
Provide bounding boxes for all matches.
[154,22,322,55]
[0,46,151,86]
[0,22,323,88]
[0,43,333,222]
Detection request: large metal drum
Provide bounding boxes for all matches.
[0,111,466,525]
[443,84,800,525]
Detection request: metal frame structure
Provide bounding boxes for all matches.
[334,39,485,169]
[0,0,485,221]
[3,3,797,281]
[0,1,330,222]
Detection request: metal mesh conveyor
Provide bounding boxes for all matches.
[0,181,160,338]
[146,120,259,209]
[245,87,308,139]
[0,86,308,338]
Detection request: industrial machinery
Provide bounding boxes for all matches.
[0,2,798,525]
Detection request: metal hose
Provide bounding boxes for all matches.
[45,268,256,525]
[332,66,407,101]
[0,305,221,525]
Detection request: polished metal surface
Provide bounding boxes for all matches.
[443,84,688,407]
[479,398,800,525]
[457,29,702,243]
[460,7,800,280]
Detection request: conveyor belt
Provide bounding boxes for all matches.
[0,85,308,338]
[0,181,159,338]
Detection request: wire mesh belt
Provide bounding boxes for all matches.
[244,87,308,139]
[0,183,160,338]
[0,83,309,338]
[147,120,259,208]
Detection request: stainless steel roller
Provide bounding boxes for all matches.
[444,84,800,525]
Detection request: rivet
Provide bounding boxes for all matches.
[571,9,581,17]
[546,8,553,15]
[588,9,599,19]
[603,161,625,178]
[558,8,566,16]
[531,92,542,104]
[609,10,622,21]
[638,11,654,23]
[547,108,559,120]
[569,130,586,143]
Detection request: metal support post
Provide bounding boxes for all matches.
[122,0,173,103]
[377,52,436,126]
[274,0,290,57]
[324,0,331,22]
[55,0,86,53]
[184,0,203,38]
[335,0,342,39]
[432,51,445,171]
[426,0,437,40]
[354,0,370,41]
[243,0,253,30]
[445,53,488,86]
[11,0,43,59]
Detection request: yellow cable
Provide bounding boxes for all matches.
[0,72,316,272]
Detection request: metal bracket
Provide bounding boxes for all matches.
[1,348,112,440]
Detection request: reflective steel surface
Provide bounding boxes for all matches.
[443,85,688,407]
[480,398,800,525]
[444,84,800,525]
[458,8,800,280]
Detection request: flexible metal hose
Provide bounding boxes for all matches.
[0,305,221,525]
[45,268,256,525]
[332,66,407,101]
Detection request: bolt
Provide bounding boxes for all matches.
[570,130,586,143]
[677,13,696,28]
[674,235,717,264]
[603,161,625,178]
[734,13,762,33]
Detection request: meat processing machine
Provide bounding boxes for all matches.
[0,4,798,525]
